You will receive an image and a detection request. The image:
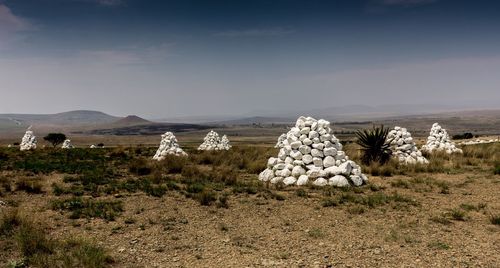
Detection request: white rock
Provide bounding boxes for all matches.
[296,175,309,186]
[313,177,328,187]
[313,157,323,167]
[323,156,335,168]
[329,175,350,187]
[299,145,311,155]
[350,175,363,186]
[267,157,278,168]
[270,177,283,184]
[302,154,313,164]
[338,161,352,175]
[325,166,342,175]
[290,141,302,149]
[323,147,337,156]
[303,138,313,146]
[291,166,306,177]
[259,169,274,181]
[283,176,297,185]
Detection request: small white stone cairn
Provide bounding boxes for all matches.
[20,127,37,151]
[259,116,368,187]
[219,135,232,150]
[61,139,74,149]
[197,130,231,151]
[458,138,499,146]
[387,126,428,164]
[422,123,463,154]
[153,132,187,160]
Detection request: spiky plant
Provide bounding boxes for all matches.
[356,125,392,165]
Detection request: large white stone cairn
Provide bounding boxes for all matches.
[387,126,428,164]
[20,127,37,151]
[259,116,368,187]
[422,123,463,154]
[197,130,231,151]
[61,139,74,149]
[153,132,187,160]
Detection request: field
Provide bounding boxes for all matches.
[0,139,499,267]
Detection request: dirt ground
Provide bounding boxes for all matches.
[2,169,499,267]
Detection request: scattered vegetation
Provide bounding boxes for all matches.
[1,209,113,267]
[428,241,450,250]
[51,197,123,221]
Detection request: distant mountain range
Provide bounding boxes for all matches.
[1,108,499,135]
[0,110,119,127]
[0,110,212,136]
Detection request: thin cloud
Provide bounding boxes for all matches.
[76,0,124,7]
[214,27,295,37]
[0,4,33,49]
[379,0,438,6]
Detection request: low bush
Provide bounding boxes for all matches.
[51,198,123,221]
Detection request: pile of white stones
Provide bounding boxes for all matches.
[219,135,232,150]
[153,132,187,160]
[458,138,499,146]
[422,123,463,154]
[61,139,74,149]
[20,127,37,151]
[275,134,286,148]
[387,126,428,164]
[197,130,231,151]
[259,116,368,187]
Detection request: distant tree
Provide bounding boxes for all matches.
[43,133,66,148]
[97,143,104,148]
[452,132,473,140]
[355,125,392,165]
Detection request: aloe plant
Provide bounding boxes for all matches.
[356,125,392,165]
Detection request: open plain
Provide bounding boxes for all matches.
[1,130,499,267]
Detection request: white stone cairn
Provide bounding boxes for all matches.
[61,139,74,149]
[259,116,368,187]
[153,132,187,160]
[197,130,230,151]
[387,126,428,165]
[20,127,37,151]
[275,133,287,148]
[422,123,463,154]
[218,135,232,150]
[458,138,499,146]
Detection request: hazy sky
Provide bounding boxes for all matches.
[1,0,499,118]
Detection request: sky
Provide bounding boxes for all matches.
[0,0,499,118]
